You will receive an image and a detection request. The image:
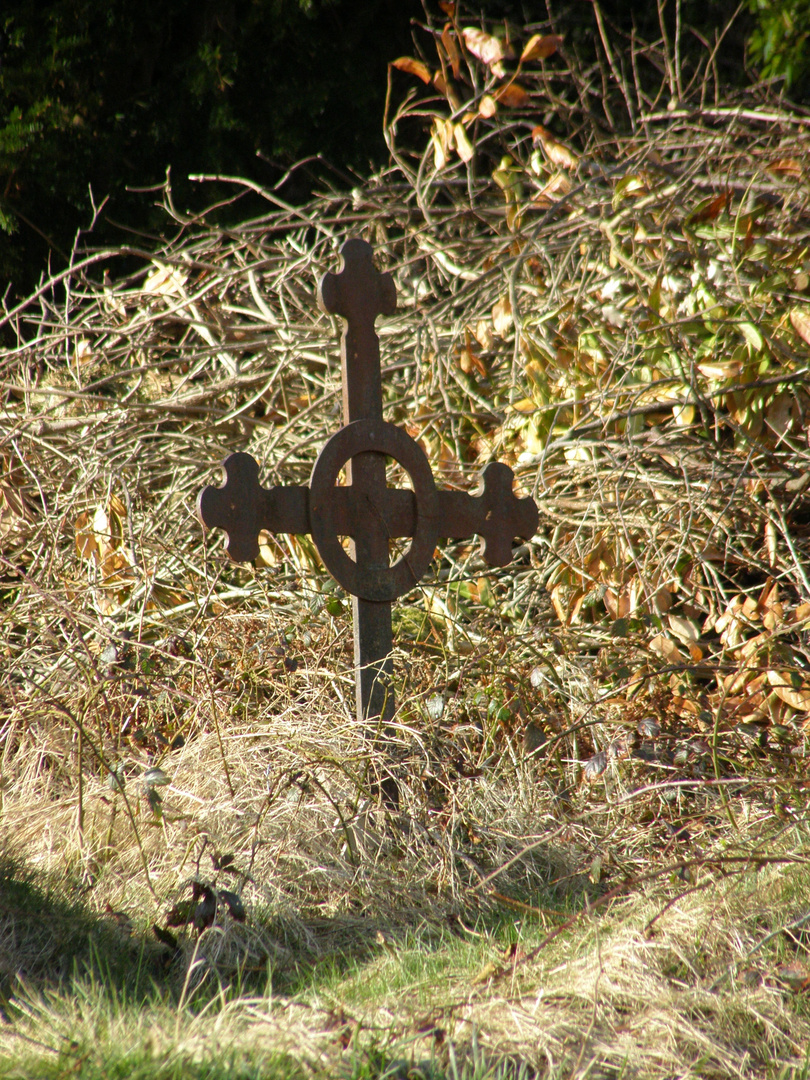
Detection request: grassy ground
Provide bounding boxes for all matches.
[2,9,810,1078]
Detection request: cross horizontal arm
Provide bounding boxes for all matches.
[197,452,309,563]
[435,463,539,567]
[326,482,537,567]
[199,453,537,570]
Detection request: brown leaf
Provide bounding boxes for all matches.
[531,125,578,170]
[0,481,31,540]
[649,633,685,663]
[219,889,246,922]
[688,191,731,223]
[457,328,487,377]
[766,158,802,180]
[775,962,810,992]
[494,81,529,107]
[583,749,608,780]
[75,510,100,562]
[432,71,462,112]
[153,924,179,950]
[165,898,196,927]
[766,393,796,438]
[767,670,810,713]
[531,171,572,209]
[521,33,563,62]
[462,27,506,66]
[441,24,461,79]
[392,56,432,84]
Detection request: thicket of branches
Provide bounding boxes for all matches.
[1,0,807,297]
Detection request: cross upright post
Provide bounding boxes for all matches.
[318,239,397,731]
[198,238,539,800]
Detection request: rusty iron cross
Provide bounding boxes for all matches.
[198,238,538,733]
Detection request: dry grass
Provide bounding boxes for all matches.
[2,7,810,1078]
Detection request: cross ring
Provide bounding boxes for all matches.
[309,419,439,602]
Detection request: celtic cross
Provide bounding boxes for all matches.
[198,239,538,780]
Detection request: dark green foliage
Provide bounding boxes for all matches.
[748,0,810,95]
[0,0,420,295]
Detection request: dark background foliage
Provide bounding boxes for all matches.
[0,0,423,294]
[0,0,806,298]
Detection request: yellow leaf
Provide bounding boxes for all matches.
[92,505,112,556]
[492,157,518,191]
[453,122,474,163]
[696,359,742,381]
[144,262,188,296]
[431,118,454,170]
[478,94,497,118]
[740,322,764,351]
[668,614,700,644]
[74,338,93,366]
[564,445,594,465]
[790,307,810,346]
[474,319,494,350]
[462,27,506,66]
[471,961,501,985]
[672,403,695,426]
[492,295,513,336]
[531,171,571,209]
[531,125,578,170]
[257,530,281,567]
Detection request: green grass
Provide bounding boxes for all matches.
[5,841,810,1079]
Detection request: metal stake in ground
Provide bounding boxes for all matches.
[198,237,538,743]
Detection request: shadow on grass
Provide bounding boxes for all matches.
[1,849,559,1078]
[0,850,167,1014]
[1,842,579,1000]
